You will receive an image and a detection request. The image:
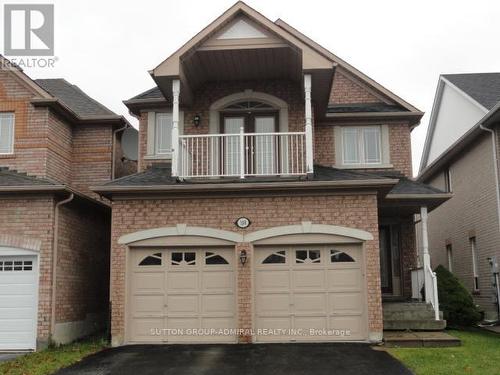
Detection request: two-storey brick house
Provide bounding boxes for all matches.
[0,57,136,350]
[94,2,451,345]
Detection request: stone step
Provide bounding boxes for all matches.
[383,302,434,312]
[383,309,437,321]
[384,319,447,331]
[383,331,461,348]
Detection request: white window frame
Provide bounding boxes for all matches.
[446,244,453,272]
[145,111,184,159]
[0,112,15,155]
[470,237,480,291]
[334,125,391,168]
[155,112,173,156]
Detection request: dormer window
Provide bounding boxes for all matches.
[0,112,14,154]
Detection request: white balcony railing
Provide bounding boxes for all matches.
[177,130,308,179]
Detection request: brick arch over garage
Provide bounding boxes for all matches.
[118,224,244,246]
[244,221,374,244]
[0,234,42,252]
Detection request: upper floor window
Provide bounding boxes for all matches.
[0,112,14,154]
[155,113,173,155]
[342,126,381,165]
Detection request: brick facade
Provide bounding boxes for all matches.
[109,193,383,345]
[0,69,117,347]
[0,196,55,341]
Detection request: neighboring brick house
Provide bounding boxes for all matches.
[0,58,136,350]
[418,73,500,320]
[93,2,450,346]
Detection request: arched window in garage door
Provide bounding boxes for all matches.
[330,250,356,263]
[205,251,229,265]
[138,253,162,266]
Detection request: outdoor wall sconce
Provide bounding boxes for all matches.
[193,114,201,127]
[239,250,248,266]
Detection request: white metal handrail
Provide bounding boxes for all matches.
[177,130,307,179]
[426,264,440,320]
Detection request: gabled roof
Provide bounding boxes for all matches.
[35,79,117,118]
[442,73,500,110]
[152,1,334,78]
[419,73,500,174]
[1,55,128,125]
[418,101,500,182]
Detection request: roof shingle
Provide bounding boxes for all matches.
[0,167,57,187]
[35,79,117,118]
[443,73,500,110]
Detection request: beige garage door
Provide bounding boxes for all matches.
[255,245,366,342]
[127,248,236,343]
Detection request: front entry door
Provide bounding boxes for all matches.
[379,225,402,296]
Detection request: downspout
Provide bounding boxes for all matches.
[50,193,74,340]
[479,124,500,232]
[112,124,128,180]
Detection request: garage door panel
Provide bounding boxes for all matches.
[292,269,325,289]
[167,295,199,314]
[327,269,362,290]
[131,295,164,315]
[0,307,35,319]
[167,317,199,329]
[202,271,233,291]
[130,318,164,341]
[294,316,328,330]
[293,293,326,314]
[167,272,199,290]
[329,293,363,313]
[201,294,233,314]
[131,273,164,292]
[201,317,235,329]
[256,293,290,315]
[256,269,289,290]
[330,316,363,337]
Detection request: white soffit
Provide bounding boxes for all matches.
[217,18,268,39]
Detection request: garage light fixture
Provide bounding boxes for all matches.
[239,250,248,266]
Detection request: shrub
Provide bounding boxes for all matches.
[435,265,481,327]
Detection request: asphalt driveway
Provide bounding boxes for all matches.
[55,343,412,375]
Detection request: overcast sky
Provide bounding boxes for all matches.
[2,0,499,175]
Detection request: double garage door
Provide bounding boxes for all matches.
[127,245,366,343]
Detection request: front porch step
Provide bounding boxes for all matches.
[383,331,461,348]
[383,302,446,331]
[384,319,447,331]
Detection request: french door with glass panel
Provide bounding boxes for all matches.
[221,112,278,176]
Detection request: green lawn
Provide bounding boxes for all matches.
[388,329,500,375]
[0,336,108,375]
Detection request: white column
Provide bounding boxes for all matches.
[304,74,314,175]
[239,124,245,179]
[171,79,180,177]
[420,206,433,303]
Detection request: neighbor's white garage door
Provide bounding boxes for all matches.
[127,248,236,343]
[0,256,38,350]
[255,245,366,342]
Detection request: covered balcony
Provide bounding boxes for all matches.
[147,5,336,179]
